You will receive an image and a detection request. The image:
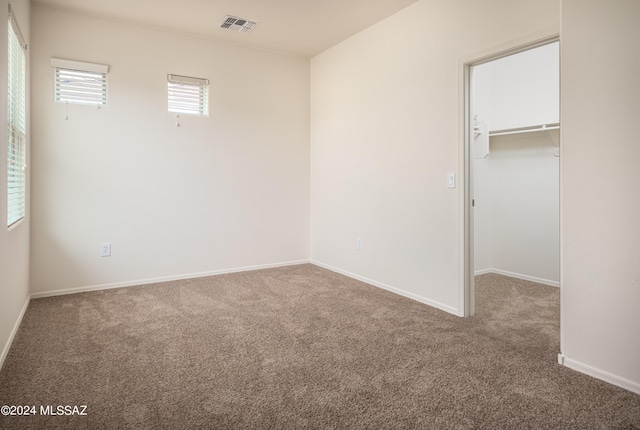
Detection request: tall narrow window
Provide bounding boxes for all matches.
[7,6,26,227]
[167,74,209,116]
[50,57,108,106]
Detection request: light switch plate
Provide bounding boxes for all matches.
[447,172,456,188]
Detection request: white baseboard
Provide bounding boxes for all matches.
[558,354,640,395]
[0,295,31,371]
[474,268,559,288]
[311,260,459,316]
[474,268,494,276]
[30,259,311,299]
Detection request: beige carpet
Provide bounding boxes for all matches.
[0,264,638,429]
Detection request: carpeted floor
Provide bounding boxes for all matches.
[0,264,639,429]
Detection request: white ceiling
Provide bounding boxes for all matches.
[33,0,419,58]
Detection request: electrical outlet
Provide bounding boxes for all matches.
[357,238,362,251]
[100,242,111,257]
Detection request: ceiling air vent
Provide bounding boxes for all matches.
[220,15,259,33]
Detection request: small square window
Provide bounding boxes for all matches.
[167,74,209,117]
[50,58,109,106]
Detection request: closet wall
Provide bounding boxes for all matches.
[473,42,560,286]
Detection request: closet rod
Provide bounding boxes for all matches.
[489,122,560,137]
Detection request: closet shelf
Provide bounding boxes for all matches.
[489,122,560,137]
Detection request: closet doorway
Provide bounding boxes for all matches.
[464,38,560,317]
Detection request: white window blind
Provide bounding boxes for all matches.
[50,57,108,106]
[167,74,209,116]
[7,6,26,227]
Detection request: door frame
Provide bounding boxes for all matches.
[460,33,560,317]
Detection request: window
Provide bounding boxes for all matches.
[7,6,26,227]
[50,57,108,106]
[167,74,209,116]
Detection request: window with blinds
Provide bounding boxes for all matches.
[50,57,109,106]
[167,74,209,116]
[7,7,26,227]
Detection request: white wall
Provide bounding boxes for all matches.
[0,0,30,368]
[561,0,640,393]
[30,5,310,294]
[310,0,560,314]
[486,133,559,284]
[473,44,560,285]
[485,43,559,131]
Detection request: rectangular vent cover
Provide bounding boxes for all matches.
[220,15,259,33]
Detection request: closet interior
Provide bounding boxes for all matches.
[472,42,560,288]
